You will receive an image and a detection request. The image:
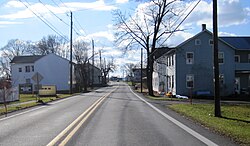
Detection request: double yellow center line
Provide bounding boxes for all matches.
[47,87,117,146]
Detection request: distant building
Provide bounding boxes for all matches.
[132,68,147,83]
[74,63,102,90]
[154,24,250,97]
[10,53,72,93]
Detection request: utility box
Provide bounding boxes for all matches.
[38,85,56,96]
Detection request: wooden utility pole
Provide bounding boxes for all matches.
[70,11,73,94]
[213,0,221,117]
[141,48,143,93]
[92,39,95,89]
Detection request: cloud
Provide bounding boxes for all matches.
[0,0,117,20]
[4,1,25,8]
[0,2,68,19]
[0,21,23,25]
[218,31,236,36]
[182,0,249,28]
[116,0,129,4]
[64,0,117,11]
[86,31,115,42]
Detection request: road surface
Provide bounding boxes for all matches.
[0,82,236,146]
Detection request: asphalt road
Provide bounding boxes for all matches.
[0,82,237,146]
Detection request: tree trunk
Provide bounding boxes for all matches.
[148,54,154,96]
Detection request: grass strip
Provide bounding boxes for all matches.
[169,103,250,146]
[0,94,72,115]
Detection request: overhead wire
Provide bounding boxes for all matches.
[38,0,69,27]
[50,0,86,37]
[19,0,69,41]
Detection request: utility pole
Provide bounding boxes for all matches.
[141,48,143,93]
[92,39,94,89]
[70,11,73,94]
[213,0,221,117]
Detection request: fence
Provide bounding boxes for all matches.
[0,87,19,103]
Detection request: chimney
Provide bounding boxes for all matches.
[202,24,206,31]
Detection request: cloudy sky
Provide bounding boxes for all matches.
[0,0,250,77]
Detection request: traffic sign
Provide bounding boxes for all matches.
[32,72,43,83]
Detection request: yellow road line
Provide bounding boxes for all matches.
[47,87,117,146]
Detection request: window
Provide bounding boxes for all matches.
[209,39,213,45]
[25,66,30,72]
[248,54,250,63]
[195,39,201,45]
[218,52,224,64]
[186,52,194,64]
[18,68,22,72]
[31,66,34,72]
[235,55,240,63]
[186,75,194,88]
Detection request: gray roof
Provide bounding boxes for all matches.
[10,55,45,63]
[153,47,173,59]
[220,37,250,50]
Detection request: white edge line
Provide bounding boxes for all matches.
[0,106,46,122]
[0,94,80,121]
[129,87,218,146]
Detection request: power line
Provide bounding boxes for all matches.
[19,0,69,41]
[160,0,201,46]
[49,0,86,37]
[38,0,69,26]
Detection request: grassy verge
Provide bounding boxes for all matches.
[169,103,250,145]
[0,94,72,115]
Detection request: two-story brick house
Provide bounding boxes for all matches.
[155,24,250,97]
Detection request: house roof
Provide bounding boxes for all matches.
[220,37,250,50]
[10,55,45,63]
[153,47,173,59]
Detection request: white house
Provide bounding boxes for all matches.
[10,53,72,93]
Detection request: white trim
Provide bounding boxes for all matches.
[234,55,240,63]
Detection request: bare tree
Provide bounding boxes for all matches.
[124,63,136,78]
[101,57,115,85]
[35,35,68,57]
[73,40,91,92]
[0,39,31,77]
[113,0,183,96]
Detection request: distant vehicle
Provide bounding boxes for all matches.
[117,80,119,82]
[38,85,56,96]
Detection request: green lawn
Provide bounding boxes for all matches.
[0,94,72,115]
[169,103,250,145]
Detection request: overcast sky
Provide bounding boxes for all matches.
[0,0,250,77]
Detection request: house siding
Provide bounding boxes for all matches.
[169,30,235,96]
[34,54,70,91]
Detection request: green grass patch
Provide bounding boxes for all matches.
[0,94,72,115]
[169,103,250,145]
[126,81,133,86]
